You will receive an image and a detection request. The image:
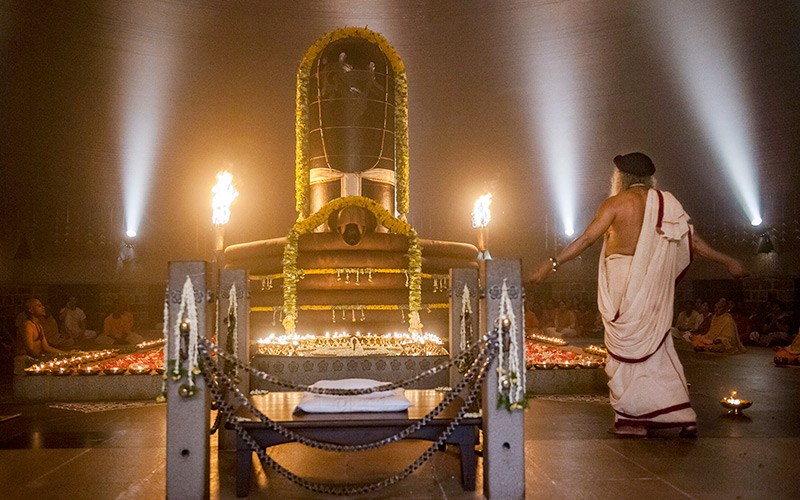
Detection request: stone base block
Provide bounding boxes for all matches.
[13,374,162,401]
[526,367,608,395]
[251,355,449,391]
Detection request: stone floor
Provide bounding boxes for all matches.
[0,341,798,500]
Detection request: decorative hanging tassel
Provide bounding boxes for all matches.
[460,284,471,352]
[228,283,238,361]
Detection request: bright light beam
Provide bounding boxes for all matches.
[528,38,581,237]
[652,2,761,226]
[121,20,181,239]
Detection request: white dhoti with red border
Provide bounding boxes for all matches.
[598,190,696,430]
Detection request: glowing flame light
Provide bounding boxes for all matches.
[212,171,239,225]
[471,193,492,228]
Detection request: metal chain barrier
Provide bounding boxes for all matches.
[203,335,498,496]
[198,332,495,453]
[204,331,489,396]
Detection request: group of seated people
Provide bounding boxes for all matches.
[524,297,603,339]
[671,297,800,361]
[14,296,143,364]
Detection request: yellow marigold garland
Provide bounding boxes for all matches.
[282,196,421,333]
[295,27,409,219]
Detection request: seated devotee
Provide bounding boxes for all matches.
[545,300,578,338]
[774,327,800,365]
[541,299,556,329]
[524,302,542,338]
[671,299,702,341]
[42,305,74,349]
[576,301,598,336]
[692,301,712,336]
[750,299,792,347]
[729,302,752,346]
[691,298,746,354]
[96,300,144,346]
[59,296,96,342]
[14,298,67,373]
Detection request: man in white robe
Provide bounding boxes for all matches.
[532,152,747,437]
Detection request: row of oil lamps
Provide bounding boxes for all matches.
[136,338,166,349]
[527,333,568,346]
[26,361,163,376]
[25,350,116,374]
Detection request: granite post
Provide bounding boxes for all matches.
[481,259,525,500]
[166,261,211,500]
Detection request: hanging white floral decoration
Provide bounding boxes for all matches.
[496,279,527,411]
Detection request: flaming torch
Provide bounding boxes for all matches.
[212,170,239,255]
[472,193,492,260]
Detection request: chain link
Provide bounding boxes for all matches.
[204,339,496,496]
[198,336,496,453]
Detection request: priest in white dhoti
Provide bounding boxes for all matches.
[531,152,748,437]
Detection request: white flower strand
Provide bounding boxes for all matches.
[228,283,239,360]
[498,279,525,406]
[459,284,471,352]
[175,276,200,386]
[160,289,169,399]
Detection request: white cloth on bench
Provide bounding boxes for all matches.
[297,378,412,413]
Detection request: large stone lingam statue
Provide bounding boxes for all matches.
[224,28,478,340]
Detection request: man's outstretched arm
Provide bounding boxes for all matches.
[691,232,749,278]
[530,198,616,283]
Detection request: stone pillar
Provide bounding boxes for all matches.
[166,261,211,500]
[449,268,479,388]
[217,268,250,452]
[480,259,525,500]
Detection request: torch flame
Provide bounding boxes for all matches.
[471,193,492,228]
[212,170,239,225]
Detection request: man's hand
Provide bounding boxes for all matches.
[727,260,750,279]
[530,261,553,283]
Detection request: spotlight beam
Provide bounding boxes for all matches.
[652,2,761,225]
[528,36,582,238]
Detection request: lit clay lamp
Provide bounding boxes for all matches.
[78,365,100,376]
[129,364,151,375]
[25,364,46,375]
[103,366,124,375]
[720,391,752,415]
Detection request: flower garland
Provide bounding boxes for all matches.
[496,279,528,412]
[282,196,421,333]
[160,276,204,400]
[295,27,409,219]
[158,289,169,402]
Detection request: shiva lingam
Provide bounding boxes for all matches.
[224,28,478,338]
[720,391,752,415]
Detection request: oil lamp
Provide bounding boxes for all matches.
[720,391,752,415]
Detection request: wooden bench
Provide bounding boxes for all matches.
[231,389,481,497]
